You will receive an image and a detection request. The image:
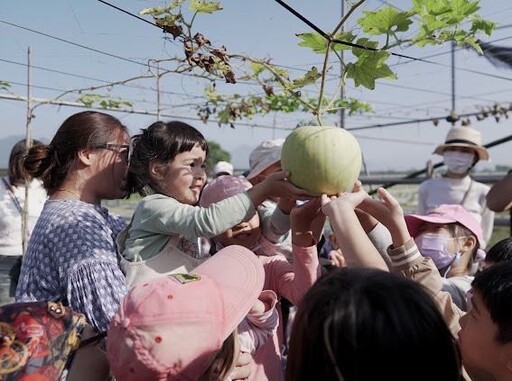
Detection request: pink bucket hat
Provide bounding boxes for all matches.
[246,139,285,180]
[107,245,264,381]
[199,175,252,207]
[405,204,484,247]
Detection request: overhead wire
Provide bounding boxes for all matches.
[2,10,512,110]
[2,3,512,135]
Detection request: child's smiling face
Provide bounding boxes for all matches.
[155,143,207,205]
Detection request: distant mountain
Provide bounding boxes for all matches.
[0,135,49,168]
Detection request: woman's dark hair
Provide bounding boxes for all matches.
[8,139,43,187]
[22,111,128,193]
[485,237,512,265]
[286,267,461,381]
[472,262,512,344]
[125,121,208,196]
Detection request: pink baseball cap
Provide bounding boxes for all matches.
[107,245,264,381]
[199,175,252,207]
[405,204,483,247]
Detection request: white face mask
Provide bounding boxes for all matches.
[443,151,475,174]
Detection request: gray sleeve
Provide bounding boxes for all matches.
[367,222,393,269]
[138,193,256,240]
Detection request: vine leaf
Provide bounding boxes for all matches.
[189,0,223,14]
[358,7,414,35]
[77,94,132,109]
[287,67,322,90]
[0,80,11,91]
[297,31,355,53]
[140,1,183,16]
[346,39,396,89]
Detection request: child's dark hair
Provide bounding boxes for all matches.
[485,237,512,265]
[472,262,512,344]
[125,121,208,196]
[286,267,461,381]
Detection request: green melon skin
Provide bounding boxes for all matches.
[281,126,362,196]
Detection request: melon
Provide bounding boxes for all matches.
[281,125,362,195]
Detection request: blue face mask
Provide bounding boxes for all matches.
[415,233,460,273]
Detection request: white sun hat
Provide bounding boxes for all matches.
[246,139,285,180]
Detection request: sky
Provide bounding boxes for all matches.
[1,1,512,172]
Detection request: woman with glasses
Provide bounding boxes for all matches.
[15,111,130,333]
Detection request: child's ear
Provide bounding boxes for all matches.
[461,235,477,254]
[149,161,167,182]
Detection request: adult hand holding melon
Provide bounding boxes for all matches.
[281,126,362,196]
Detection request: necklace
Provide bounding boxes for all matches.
[54,188,81,199]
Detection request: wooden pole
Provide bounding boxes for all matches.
[22,47,33,254]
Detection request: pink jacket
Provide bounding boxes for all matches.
[248,243,321,381]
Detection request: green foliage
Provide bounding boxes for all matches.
[136,0,496,127]
[286,67,322,90]
[140,1,183,17]
[297,31,355,53]
[205,140,231,172]
[411,0,495,53]
[78,94,132,109]
[346,39,395,90]
[197,84,372,126]
[0,81,11,91]
[358,8,414,37]
[189,0,222,14]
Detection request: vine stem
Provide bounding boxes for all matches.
[332,0,367,36]
[233,55,316,114]
[316,41,331,125]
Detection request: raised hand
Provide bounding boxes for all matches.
[358,187,411,247]
[290,198,325,245]
[248,171,311,207]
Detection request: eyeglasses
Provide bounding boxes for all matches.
[93,143,132,164]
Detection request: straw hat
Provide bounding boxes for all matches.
[433,127,489,161]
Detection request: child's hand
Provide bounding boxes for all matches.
[277,196,296,215]
[320,188,369,218]
[247,171,311,208]
[358,187,411,247]
[358,187,404,227]
[328,248,346,268]
[249,299,265,315]
[230,351,252,380]
[317,186,388,270]
[290,198,325,245]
